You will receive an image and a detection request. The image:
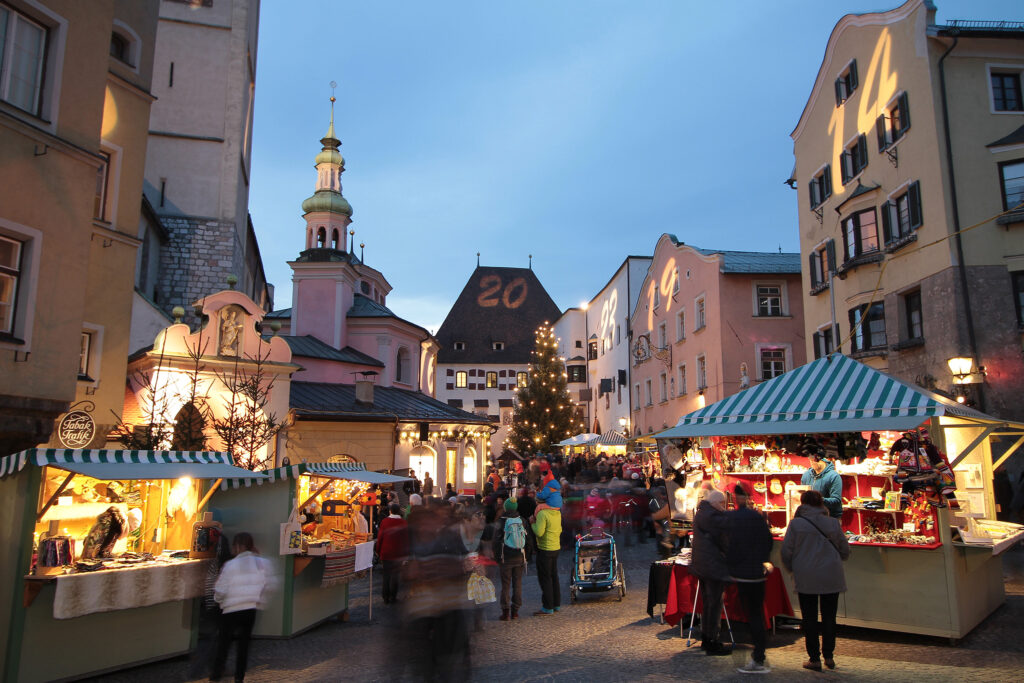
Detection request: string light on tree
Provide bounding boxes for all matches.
[507,322,576,456]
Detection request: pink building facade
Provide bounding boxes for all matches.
[629,234,806,437]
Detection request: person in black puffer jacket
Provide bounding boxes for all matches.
[691,489,731,656]
[726,483,774,673]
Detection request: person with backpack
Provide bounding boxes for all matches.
[492,498,528,620]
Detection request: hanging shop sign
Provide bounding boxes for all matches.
[57,410,96,448]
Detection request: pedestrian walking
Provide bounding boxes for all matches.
[781,489,850,671]
[531,501,562,615]
[492,498,528,620]
[376,503,409,604]
[727,483,774,674]
[691,488,731,656]
[423,471,434,497]
[210,532,277,682]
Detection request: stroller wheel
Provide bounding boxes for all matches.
[570,588,578,604]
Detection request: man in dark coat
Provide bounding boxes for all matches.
[691,488,731,655]
[727,483,774,673]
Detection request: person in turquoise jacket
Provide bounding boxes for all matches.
[801,452,843,519]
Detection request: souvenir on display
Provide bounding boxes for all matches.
[766,454,781,472]
[769,478,783,495]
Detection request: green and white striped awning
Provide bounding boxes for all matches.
[598,430,628,446]
[0,449,265,481]
[221,461,412,490]
[655,354,993,439]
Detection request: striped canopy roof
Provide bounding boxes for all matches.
[556,433,600,447]
[0,448,260,480]
[598,430,628,446]
[656,354,993,439]
[221,461,411,490]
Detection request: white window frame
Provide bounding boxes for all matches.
[0,217,42,351]
[754,342,793,381]
[0,0,66,132]
[753,281,787,317]
[694,295,706,331]
[677,364,687,395]
[986,63,1024,115]
[659,372,667,403]
[634,383,641,408]
[814,322,835,360]
[78,322,103,386]
[657,321,667,349]
[696,354,707,390]
[676,309,685,342]
[644,379,653,406]
[455,370,467,388]
[516,371,528,388]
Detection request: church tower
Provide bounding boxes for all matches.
[289,96,362,348]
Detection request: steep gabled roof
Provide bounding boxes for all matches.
[280,335,384,367]
[436,266,562,364]
[289,381,493,424]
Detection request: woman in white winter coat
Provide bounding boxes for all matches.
[210,532,276,681]
[781,489,850,672]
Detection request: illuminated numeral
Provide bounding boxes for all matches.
[478,276,529,309]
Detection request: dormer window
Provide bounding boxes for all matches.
[454,341,466,351]
[492,341,504,351]
[360,281,370,295]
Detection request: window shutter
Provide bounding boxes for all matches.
[835,78,843,106]
[849,59,858,90]
[899,92,910,133]
[823,165,832,199]
[809,253,819,287]
[876,114,888,151]
[808,180,816,210]
[880,201,893,244]
[857,134,868,169]
[812,332,822,360]
[908,180,922,229]
[826,239,836,273]
[840,150,850,183]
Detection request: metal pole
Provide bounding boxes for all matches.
[829,270,839,354]
[368,502,374,621]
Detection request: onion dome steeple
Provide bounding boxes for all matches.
[301,92,353,218]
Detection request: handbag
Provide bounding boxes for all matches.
[280,510,302,555]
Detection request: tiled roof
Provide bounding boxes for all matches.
[279,335,384,367]
[436,266,562,364]
[289,381,493,424]
[348,293,396,318]
[665,234,800,274]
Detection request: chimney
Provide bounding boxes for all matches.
[355,371,378,406]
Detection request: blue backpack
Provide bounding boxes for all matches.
[504,516,527,550]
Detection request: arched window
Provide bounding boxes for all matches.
[316,226,326,248]
[331,229,339,249]
[396,347,411,384]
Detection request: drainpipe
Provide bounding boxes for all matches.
[938,33,986,412]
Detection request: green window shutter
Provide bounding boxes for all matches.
[899,92,910,134]
[849,59,858,91]
[908,180,922,229]
[826,239,836,273]
[857,134,868,169]
[808,180,816,210]
[813,332,822,359]
[809,253,819,287]
[876,114,888,151]
[823,165,832,199]
[835,78,843,106]
[881,201,893,244]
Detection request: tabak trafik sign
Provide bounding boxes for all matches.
[57,410,96,448]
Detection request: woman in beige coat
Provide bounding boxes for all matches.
[781,490,850,671]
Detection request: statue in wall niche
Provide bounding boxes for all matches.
[739,363,750,390]
[219,306,244,356]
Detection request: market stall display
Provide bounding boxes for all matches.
[654,354,1024,640]
[212,461,410,637]
[0,448,265,683]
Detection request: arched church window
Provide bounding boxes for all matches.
[316,227,326,248]
[331,229,339,249]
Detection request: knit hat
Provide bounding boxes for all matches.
[733,482,749,498]
[504,498,518,512]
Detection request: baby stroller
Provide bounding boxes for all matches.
[569,529,626,603]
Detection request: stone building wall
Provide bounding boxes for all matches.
[156,217,244,326]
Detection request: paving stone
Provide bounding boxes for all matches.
[88,540,1024,683]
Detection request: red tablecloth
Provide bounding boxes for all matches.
[663,564,792,627]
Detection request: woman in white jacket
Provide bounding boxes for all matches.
[210,532,275,681]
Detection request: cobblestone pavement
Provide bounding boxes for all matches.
[91,538,1024,683]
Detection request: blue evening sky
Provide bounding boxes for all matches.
[249,1,1024,333]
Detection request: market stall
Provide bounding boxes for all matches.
[0,448,265,683]
[211,461,410,637]
[654,354,1024,640]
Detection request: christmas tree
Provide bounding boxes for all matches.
[506,321,583,456]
